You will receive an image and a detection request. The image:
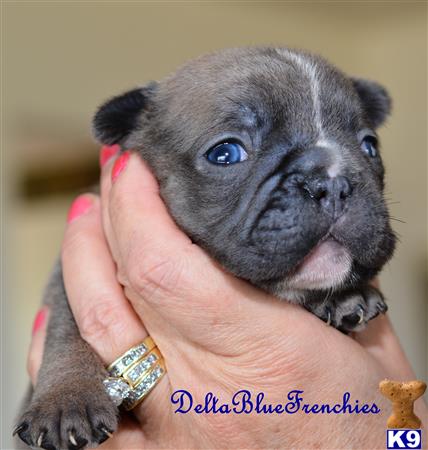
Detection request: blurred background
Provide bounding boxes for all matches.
[2,1,427,448]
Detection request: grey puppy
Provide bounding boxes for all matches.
[15,47,396,449]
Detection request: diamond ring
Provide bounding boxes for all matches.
[103,336,166,410]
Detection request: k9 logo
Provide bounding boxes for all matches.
[387,430,422,449]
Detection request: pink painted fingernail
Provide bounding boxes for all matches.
[100,144,120,168]
[32,308,47,336]
[67,195,92,223]
[111,151,131,183]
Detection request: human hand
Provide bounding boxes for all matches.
[28,146,426,449]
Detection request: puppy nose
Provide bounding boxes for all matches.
[303,176,352,219]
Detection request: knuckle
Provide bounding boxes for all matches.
[108,188,132,225]
[126,250,186,301]
[78,297,123,345]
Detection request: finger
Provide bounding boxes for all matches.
[354,279,414,378]
[354,314,416,380]
[355,314,428,421]
[64,192,172,425]
[62,193,147,364]
[369,278,380,289]
[27,307,50,386]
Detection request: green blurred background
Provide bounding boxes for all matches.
[2,2,427,448]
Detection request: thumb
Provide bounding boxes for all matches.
[103,154,301,354]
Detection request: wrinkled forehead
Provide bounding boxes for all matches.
[158,48,363,145]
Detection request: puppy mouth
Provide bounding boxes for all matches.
[286,236,352,290]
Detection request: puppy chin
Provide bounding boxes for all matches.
[286,239,352,291]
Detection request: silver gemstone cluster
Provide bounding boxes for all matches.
[103,378,132,406]
[122,366,165,410]
[108,342,150,377]
[125,353,158,384]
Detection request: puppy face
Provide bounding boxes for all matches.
[93,47,396,301]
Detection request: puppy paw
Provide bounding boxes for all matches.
[314,285,387,333]
[14,380,118,449]
[336,286,387,332]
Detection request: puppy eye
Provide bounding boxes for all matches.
[205,142,248,165]
[360,135,378,158]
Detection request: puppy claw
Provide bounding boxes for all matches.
[13,422,33,447]
[326,307,332,326]
[376,301,388,313]
[12,422,27,436]
[69,432,78,446]
[94,425,113,445]
[99,426,113,438]
[356,305,365,324]
[37,431,45,447]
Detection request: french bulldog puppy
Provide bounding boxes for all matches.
[15,47,396,449]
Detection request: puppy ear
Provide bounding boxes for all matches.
[92,82,157,145]
[351,78,392,128]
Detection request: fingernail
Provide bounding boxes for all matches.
[112,151,131,183]
[67,195,92,223]
[100,144,120,168]
[32,308,47,336]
